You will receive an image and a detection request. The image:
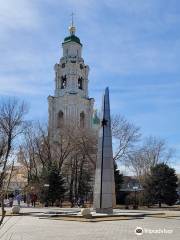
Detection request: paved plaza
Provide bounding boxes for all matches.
[0,208,180,240]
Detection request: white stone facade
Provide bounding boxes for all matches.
[48,26,94,141]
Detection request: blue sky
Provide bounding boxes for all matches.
[0,0,180,172]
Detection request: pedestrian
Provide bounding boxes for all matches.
[16,193,22,206]
[31,193,37,207]
[8,193,14,207]
[77,197,81,207]
[80,197,84,207]
[77,196,84,207]
[23,194,26,203]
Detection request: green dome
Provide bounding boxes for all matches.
[93,111,100,125]
[63,34,82,46]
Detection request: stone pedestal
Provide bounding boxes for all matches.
[81,208,92,218]
[93,87,116,214]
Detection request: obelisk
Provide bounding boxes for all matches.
[93,87,116,214]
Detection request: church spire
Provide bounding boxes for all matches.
[69,12,76,35]
[63,12,82,46]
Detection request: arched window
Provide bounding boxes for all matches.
[78,77,83,90]
[57,111,64,128]
[61,75,67,89]
[80,112,85,128]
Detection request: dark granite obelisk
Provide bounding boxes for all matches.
[93,87,116,214]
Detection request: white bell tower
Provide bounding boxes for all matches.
[48,20,94,141]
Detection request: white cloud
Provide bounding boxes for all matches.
[0,0,40,30]
[0,0,41,45]
[0,75,50,96]
[0,45,53,95]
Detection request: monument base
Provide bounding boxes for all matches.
[95,208,113,214]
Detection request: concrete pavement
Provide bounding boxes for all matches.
[0,207,180,240]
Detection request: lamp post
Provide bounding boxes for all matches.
[133,186,138,209]
[44,184,49,207]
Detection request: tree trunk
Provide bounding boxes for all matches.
[74,156,78,200]
[0,196,6,226]
[69,166,74,207]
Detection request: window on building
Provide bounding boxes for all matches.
[57,111,64,128]
[78,77,83,90]
[61,75,67,89]
[80,112,85,128]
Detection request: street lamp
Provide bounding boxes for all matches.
[44,184,50,207]
[133,186,139,209]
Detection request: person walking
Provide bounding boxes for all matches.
[8,193,14,207]
[16,193,22,206]
[31,193,37,207]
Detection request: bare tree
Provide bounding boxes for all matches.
[62,126,96,205]
[0,98,27,225]
[127,136,174,183]
[19,121,96,205]
[20,123,77,182]
[19,124,40,183]
[52,126,78,171]
[111,114,141,161]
